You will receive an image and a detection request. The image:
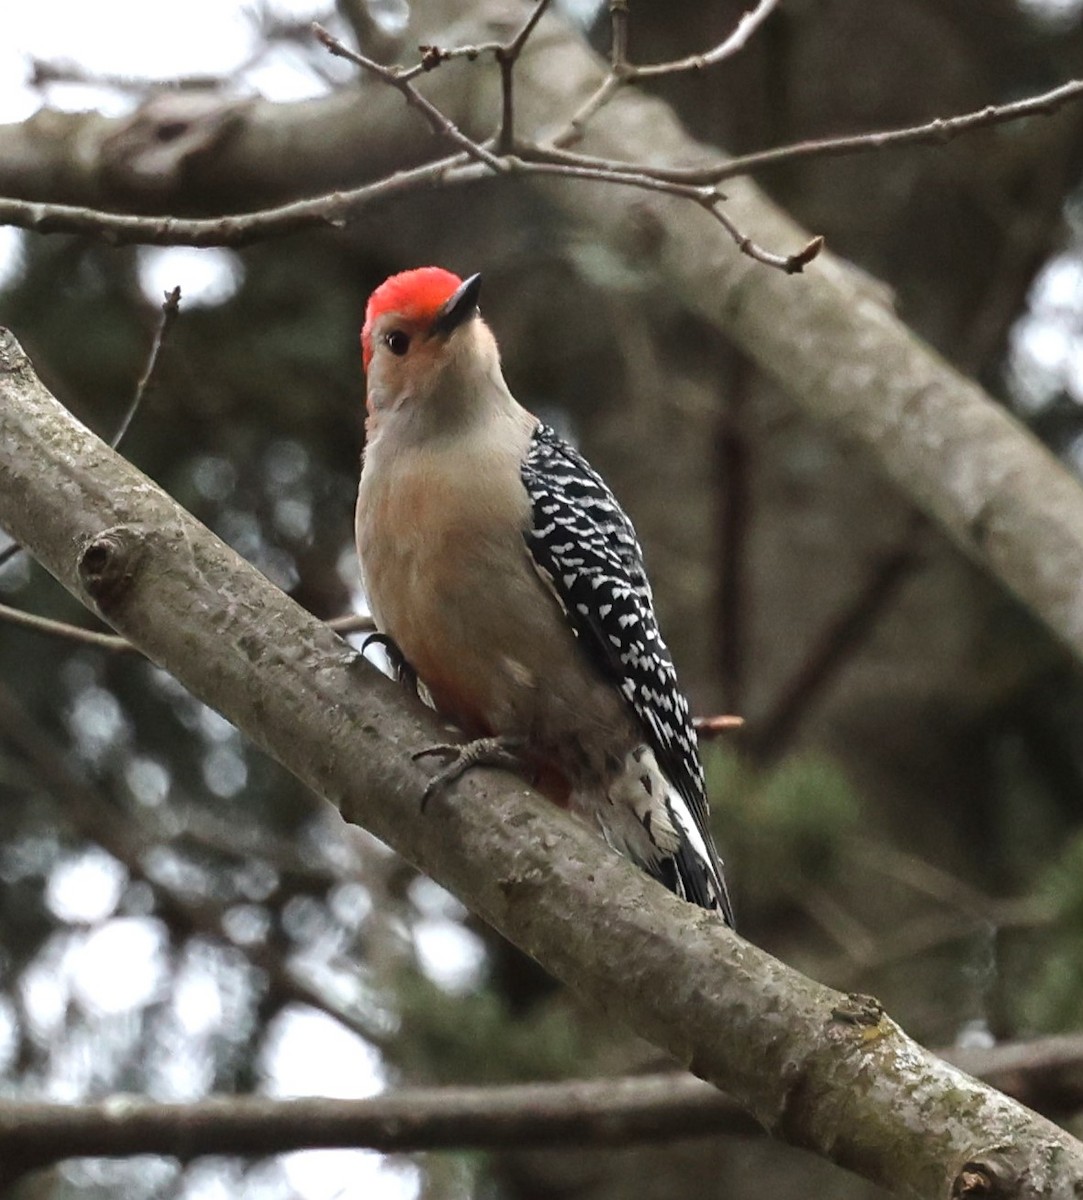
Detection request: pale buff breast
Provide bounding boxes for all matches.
[355,434,633,758]
[356,431,538,734]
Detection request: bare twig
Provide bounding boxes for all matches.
[330,612,378,637]
[0,287,181,572]
[502,154,821,270]
[692,714,744,738]
[313,24,506,172]
[310,16,816,270]
[554,0,780,146]
[610,0,629,70]
[30,57,232,95]
[0,151,488,246]
[747,514,926,764]
[0,678,394,1052]
[634,0,781,78]
[495,0,553,153]
[0,602,373,653]
[6,332,1083,1196]
[0,596,731,736]
[0,601,134,650]
[544,77,1083,185]
[318,6,557,165]
[111,286,181,449]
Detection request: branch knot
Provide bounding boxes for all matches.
[951,1157,1010,1199]
[78,526,145,611]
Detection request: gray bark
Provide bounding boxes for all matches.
[1,1,1083,676]
[1,331,1082,1198]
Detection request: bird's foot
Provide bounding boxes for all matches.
[361,632,420,698]
[414,736,525,811]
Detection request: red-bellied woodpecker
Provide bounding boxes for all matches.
[355,267,734,923]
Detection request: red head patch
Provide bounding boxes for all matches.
[361,267,464,370]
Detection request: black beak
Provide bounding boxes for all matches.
[431,273,481,338]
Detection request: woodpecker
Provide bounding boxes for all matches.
[355,267,734,924]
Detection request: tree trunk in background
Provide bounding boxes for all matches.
[563,0,1083,860]
[4,2,1083,1198]
[472,3,1083,1199]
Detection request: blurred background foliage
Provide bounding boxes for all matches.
[5,0,1083,1198]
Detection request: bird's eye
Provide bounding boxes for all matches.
[385,330,410,356]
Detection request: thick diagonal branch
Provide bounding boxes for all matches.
[1,334,1081,1198]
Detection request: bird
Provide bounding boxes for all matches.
[355,267,734,924]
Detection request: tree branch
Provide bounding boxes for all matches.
[0,284,181,571]
[1,336,1081,1198]
[3,1032,1083,1169]
[0,152,490,246]
[554,0,781,145]
[749,513,926,763]
[543,76,1083,181]
[0,1076,748,1169]
[0,602,373,652]
[111,285,182,449]
[495,30,1083,673]
[311,17,815,272]
[0,676,395,1053]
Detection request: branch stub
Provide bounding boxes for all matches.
[78,527,143,611]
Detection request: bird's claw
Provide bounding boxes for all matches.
[414,736,524,811]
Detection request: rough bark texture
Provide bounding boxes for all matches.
[2,334,1083,1199]
[497,20,1083,669]
[3,1035,1083,1168]
[3,1,1083,674]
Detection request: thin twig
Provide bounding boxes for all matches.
[557,0,628,145]
[0,596,733,738]
[553,0,780,146]
[0,678,395,1052]
[495,0,553,153]
[0,149,485,246]
[4,51,1077,267]
[0,601,373,654]
[508,156,822,270]
[312,16,815,269]
[610,0,629,70]
[0,286,181,572]
[635,0,781,78]
[692,714,744,739]
[544,77,1083,185]
[111,286,181,448]
[408,41,504,79]
[559,76,621,146]
[313,24,506,172]
[0,602,134,650]
[747,514,926,764]
[31,58,219,93]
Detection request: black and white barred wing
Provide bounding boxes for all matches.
[520,422,732,919]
